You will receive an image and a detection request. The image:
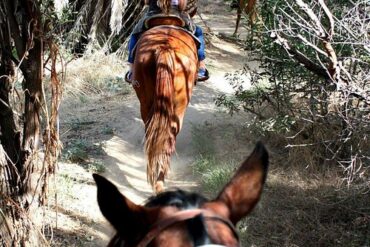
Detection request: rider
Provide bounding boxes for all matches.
[126,0,208,82]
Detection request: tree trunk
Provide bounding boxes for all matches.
[1,1,46,245]
[0,145,15,247]
[19,38,43,194]
[0,3,22,190]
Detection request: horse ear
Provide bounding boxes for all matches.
[205,142,269,224]
[93,174,157,241]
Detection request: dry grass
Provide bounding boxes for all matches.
[42,162,107,247]
[63,52,129,98]
[240,167,370,247]
[40,52,134,247]
[191,120,370,247]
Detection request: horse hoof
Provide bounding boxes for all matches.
[155,181,164,194]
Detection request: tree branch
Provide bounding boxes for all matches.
[271,32,330,80]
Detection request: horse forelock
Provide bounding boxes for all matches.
[144,190,213,246]
[145,189,208,209]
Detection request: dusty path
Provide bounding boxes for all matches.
[98,0,252,202]
[99,0,253,200]
[54,1,253,246]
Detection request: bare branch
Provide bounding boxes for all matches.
[271,32,330,79]
[295,0,325,38]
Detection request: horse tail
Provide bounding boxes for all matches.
[145,47,176,188]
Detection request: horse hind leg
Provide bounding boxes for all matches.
[151,151,171,193]
[155,171,165,193]
[234,8,242,36]
[154,129,176,193]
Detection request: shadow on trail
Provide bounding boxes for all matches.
[60,81,230,200]
[243,178,369,247]
[97,83,229,199]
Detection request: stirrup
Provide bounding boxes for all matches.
[125,71,132,84]
[197,68,209,82]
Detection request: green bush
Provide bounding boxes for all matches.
[217,0,369,184]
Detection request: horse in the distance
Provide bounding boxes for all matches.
[233,0,258,36]
[94,142,269,247]
[132,16,198,193]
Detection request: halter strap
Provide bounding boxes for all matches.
[137,208,239,247]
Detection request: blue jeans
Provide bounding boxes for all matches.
[194,25,206,61]
[128,25,206,63]
[128,33,139,63]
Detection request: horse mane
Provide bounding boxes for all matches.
[145,46,176,188]
[107,190,209,246]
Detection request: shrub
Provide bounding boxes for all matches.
[217,0,369,184]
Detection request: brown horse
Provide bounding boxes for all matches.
[132,25,198,193]
[94,142,269,247]
[234,0,258,36]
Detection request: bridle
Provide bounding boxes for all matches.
[137,208,239,247]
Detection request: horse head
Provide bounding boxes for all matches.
[94,142,269,246]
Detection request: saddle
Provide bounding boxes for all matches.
[126,14,204,84]
[143,14,200,47]
[145,15,186,29]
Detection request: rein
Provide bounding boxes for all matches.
[137,208,239,247]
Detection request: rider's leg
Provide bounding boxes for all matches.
[126,33,139,81]
[194,25,209,80]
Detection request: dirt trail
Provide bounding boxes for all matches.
[55,1,253,246]
[99,0,251,202]
[101,0,252,196]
